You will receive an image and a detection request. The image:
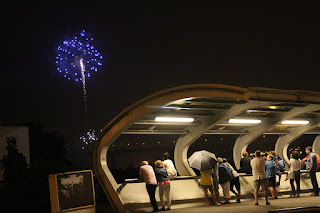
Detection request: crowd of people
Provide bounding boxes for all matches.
[139,148,319,212]
[239,147,320,202]
[238,147,320,205]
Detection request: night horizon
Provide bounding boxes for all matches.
[1,2,320,212]
[2,2,320,146]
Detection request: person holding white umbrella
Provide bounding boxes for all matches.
[200,168,221,207]
[188,150,221,207]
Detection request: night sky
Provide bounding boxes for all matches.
[1,2,320,147]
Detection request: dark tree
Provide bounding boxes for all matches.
[1,137,28,182]
[24,122,72,185]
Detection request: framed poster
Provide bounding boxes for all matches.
[49,170,95,212]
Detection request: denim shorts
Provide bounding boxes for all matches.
[201,184,213,189]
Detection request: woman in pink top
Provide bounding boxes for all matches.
[139,161,158,212]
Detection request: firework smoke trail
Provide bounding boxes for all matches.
[80,58,88,131]
[55,30,102,134]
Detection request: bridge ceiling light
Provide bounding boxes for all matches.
[155,117,194,122]
[269,106,280,109]
[228,119,261,124]
[281,120,309,125]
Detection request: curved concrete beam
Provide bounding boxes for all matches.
[233,104,320,169]
[313,135,320,155]
[174,101,270,176]
[275,119,320,166]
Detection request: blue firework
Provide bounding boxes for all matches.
[55,30,102,82]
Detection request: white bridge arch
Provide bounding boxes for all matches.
[93,84,320,212]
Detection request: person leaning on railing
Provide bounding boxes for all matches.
[163,152,177,179]
[154,160,171,211]
[139,161,159,212]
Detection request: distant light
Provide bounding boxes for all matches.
[155,117,194,122]
[228,119,261,124]
[281,120,309,125]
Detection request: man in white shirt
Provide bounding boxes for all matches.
[250,150,270,206]
[163,152,177,179]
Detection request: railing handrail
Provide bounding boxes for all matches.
[123,169,311,184]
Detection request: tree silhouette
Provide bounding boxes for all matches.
[1,137,28,182]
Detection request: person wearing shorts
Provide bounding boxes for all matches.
[253,178,268,193]
[265,154,278,199]
[200,168,220,207]
[251,150,270,206]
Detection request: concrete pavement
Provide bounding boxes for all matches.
[133,193,320,213]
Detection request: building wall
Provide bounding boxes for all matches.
[0,126,29,181]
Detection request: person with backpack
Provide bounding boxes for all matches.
[302,152,320,171]
[265,154,278,199]
[270,151,285,186]
[277,155,286,185]
[224,158,241,203]
[303,147,319,196]
[217,157,232,204]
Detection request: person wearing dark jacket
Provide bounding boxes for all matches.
[154,160,171,211]
[240,151,252,174]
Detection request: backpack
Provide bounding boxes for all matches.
[218,164,233,184]
[306,153,320,171]
[315,154,320,171]
[278,159,286,172]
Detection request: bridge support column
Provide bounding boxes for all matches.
[233,105,320,169]
[313,135,320,155]
[174,101,269,176]
[275,119,320,166]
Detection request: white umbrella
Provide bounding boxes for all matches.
[188,150,217,171]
